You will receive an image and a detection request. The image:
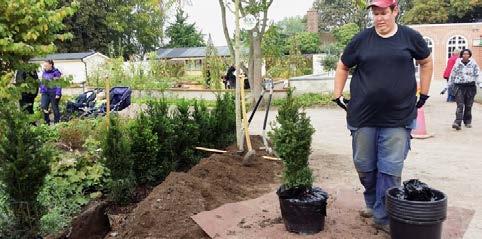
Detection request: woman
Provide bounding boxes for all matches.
[40,59,62,124]
[448,49,482,130]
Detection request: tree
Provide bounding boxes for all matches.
[313,0,369,31]
[56,0,175,58]
[322,23,360,72]
[218,0,275,101]
[262,25,286,68]
[0,103,54,238]
[403,0,482,24]
[403,0,449,23]
[0,0,77,78]
[0,0,76,104]
[56,0,112,54]
[165,9,206,47]
[203,36,225,89]
[277,16,306,36]
[288,32,320,54]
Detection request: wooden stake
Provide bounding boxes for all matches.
[105,76,111,129]
[262,156,282,162]
[195,147,227,154]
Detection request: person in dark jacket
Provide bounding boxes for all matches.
[226,65,236,89]
[15,70,39,114]
[40,60,62,124]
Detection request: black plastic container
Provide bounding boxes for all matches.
[386,187,447,239]
[277,186,328,234]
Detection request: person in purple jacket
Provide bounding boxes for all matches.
[40,59,62,124]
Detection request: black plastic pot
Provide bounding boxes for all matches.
[386,187,447,239]
[277,186,328,234]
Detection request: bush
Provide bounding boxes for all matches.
[210,93,236,149]
[38,139,107,235]
[57,119,92,151]
[269,89,315,190]
[129,113,168,185]
[0,103,53,238]
[146,99,176,175]
[171,100,200,171]
[102,116,135,204]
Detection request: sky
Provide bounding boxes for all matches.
[182,0,315,46]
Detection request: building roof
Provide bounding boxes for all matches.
[157,46,231,59]
[31,52,98,61]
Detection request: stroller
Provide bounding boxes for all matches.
[62,89,100,121]
[96,86,132,116]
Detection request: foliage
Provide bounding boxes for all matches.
[106,0,170,57]
[403,0,482,24]
[276,16,306,37]
[332,23,360,49]
[273,92,337,108]
[57,0,173,57]
[262,25,286,67]
[321,23,360,72]
[38,140,107,235]
[89,56,182,90]
[210,93,236,148]
[129,112,167,185]
[0,0,76,105]
[166,9,206,48]
[313,0,369,31]
[0,103,53,238]
[288,32,321,54]
[269,89,315,190]
[403,0,449,23]
[171,100,201,171]
[102,116,134,204]
[56,119,97,151]
[202,36,227,89]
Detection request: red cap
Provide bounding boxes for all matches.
[368,0,397,8]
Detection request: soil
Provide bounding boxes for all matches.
[105,136,282,239]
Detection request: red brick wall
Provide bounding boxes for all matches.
[409,23,482,80]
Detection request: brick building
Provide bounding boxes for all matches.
[306,8,319,33]
[409,23,482,80]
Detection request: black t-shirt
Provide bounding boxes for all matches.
[341,25,430,128]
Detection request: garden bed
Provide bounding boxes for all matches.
[105,136,282,239]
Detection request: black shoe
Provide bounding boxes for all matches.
[465,124,472,128]
[452,123,461,130]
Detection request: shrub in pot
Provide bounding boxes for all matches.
[269,89,328,234]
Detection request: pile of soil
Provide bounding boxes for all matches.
[106,136,282,239]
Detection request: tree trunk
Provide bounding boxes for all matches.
[251,33,263,103]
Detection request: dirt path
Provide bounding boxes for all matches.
[249,81,482,239]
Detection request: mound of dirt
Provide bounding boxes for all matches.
[107,137,282,239]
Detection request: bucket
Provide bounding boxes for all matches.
[386,187,447,239]
[277,186,328,234]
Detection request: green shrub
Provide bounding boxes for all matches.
[211,93,236,149]
[192,100,214,148]
[269,89,315,190]
[171,99,200,171]
[129,113,170,185]
[57,119,91,150]
[102,116,135,204]
[0,103,53,238]
[146,99,176,174]
[38,138,107,235]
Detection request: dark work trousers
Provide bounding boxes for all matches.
[40,92,61,124]
[453,83,477,126]
[19,93,37,114]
